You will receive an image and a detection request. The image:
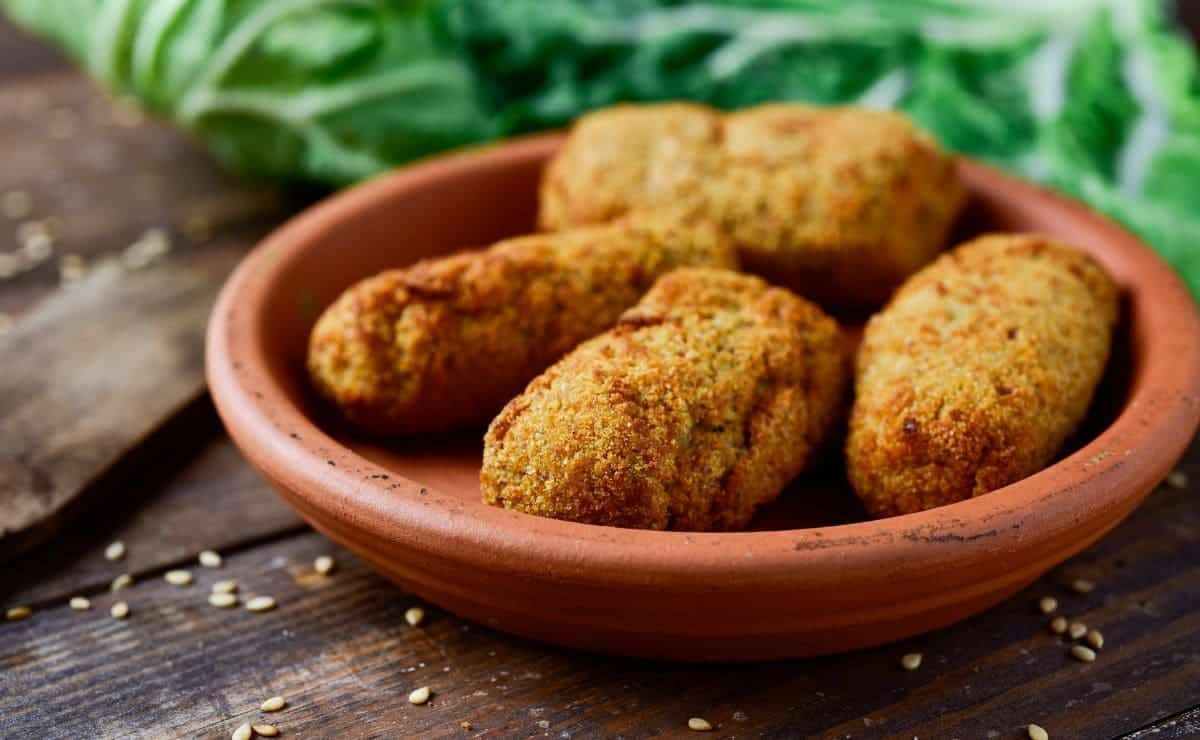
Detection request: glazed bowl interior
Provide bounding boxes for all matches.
[255,140,1134,532]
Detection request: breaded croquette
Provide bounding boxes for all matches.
[481,268,847,531]
[846,234,1119,517]
[540,102,966,307]
[308,220,737,435]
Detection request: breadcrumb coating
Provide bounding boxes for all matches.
[846,234,1119,517]
[540,102,965,307]
[481,268,847,531]
[308,220,737,435]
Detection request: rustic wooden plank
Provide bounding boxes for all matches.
[0,404,302,607]
[1125,707,1200,739]
[2,447,1197,739]
[0,67,290,556]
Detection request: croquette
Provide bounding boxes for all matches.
[481,268,847,531]
[846,234,1119,518]
[540,102,966,307]
[308,220,737,435]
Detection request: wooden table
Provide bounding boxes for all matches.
[3,17,1199,740]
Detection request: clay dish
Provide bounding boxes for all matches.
[207,134,1200,661]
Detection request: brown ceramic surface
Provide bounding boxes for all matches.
[206,134,1200,661]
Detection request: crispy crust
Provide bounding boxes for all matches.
[307,220,737,435]
[846,234,1120,517]
[481,268,847,531]
[540,102,966,307]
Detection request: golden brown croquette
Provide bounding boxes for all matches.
[539,102,966,307]
[481,267,847,531]
[308,220,737,435]
[846,234,1119,517]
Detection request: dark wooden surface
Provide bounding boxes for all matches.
[3,15,1200,740]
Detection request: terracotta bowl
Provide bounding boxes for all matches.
[207,134,1200,661]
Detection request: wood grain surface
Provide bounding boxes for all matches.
[3,12,1200,740]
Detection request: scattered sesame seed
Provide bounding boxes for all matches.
[212,579,238,595]
[245,596,276,613]
[58,254,87,284]
[199,550,223,568]
[1071,645,1096,663]
[260,696,286,712]
[121,228,171,270]
[688,717,713,732]
[1028,723,1050,740]
[110,601,130,619]
[6,606,32,621]
[900,653,923,671]
[20,232,52,262]
[111,100,144,128]
[1166,470,1188,489]
[111,573,133,592]
[1038,597,1058,614]
[69,596,91,611]
[409,686,431,705]
[1086,630,1104,650]
[1049,616,1068,635]
[1071,578,1095,594]
[104,540,126,561]
[1068,622,1087,640]
[164,569,193,586]
[0,313,12,334]
[2,191,32,220]
[208,593,238,608]
[253,725,279,738]
[314,555,335,575]
[231,722,253,740]
[460,721,473,730]
[405,607,426,627]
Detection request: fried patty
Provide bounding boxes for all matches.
[481,267,847,531]
[308,220,737,435]
[540,102,966,307]
[846,234,1119,517]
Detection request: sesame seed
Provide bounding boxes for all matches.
[111,100,144,128]
[1028,723,1049,740]
[1086,630,1104,650]
[260,696,286,712]
[0,313,13,334]
[314,555,335,575]
[212,579,238,595]
[253,725,279,738]
[104,540,126,561]
[1049,616,1068,635]
[110,601,130,619]
[405,607,426,627]
[1166,470,1188,489]
[208,593,238,608]
[1071,645,1097,663]
[111,573,133,592]
[461,721,473,730]
[69,596,91,611]
[1068,622,1087,640]
[6,606,32,621]
[1038,597,1058,614]
[245,596,276,612]
[231,722,252,740]
[688,717,713,732]
[199,550,223,568]
[164,569,193,586]
[409,686,431,705]
[59,254,87,283]
[1071,578,1095,594]
[900,653,923,671]
[20,232,52,262]
[2,191,32,220]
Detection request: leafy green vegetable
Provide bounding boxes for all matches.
[5,0,1199,295]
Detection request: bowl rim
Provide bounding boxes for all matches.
[206,133,1200,593]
